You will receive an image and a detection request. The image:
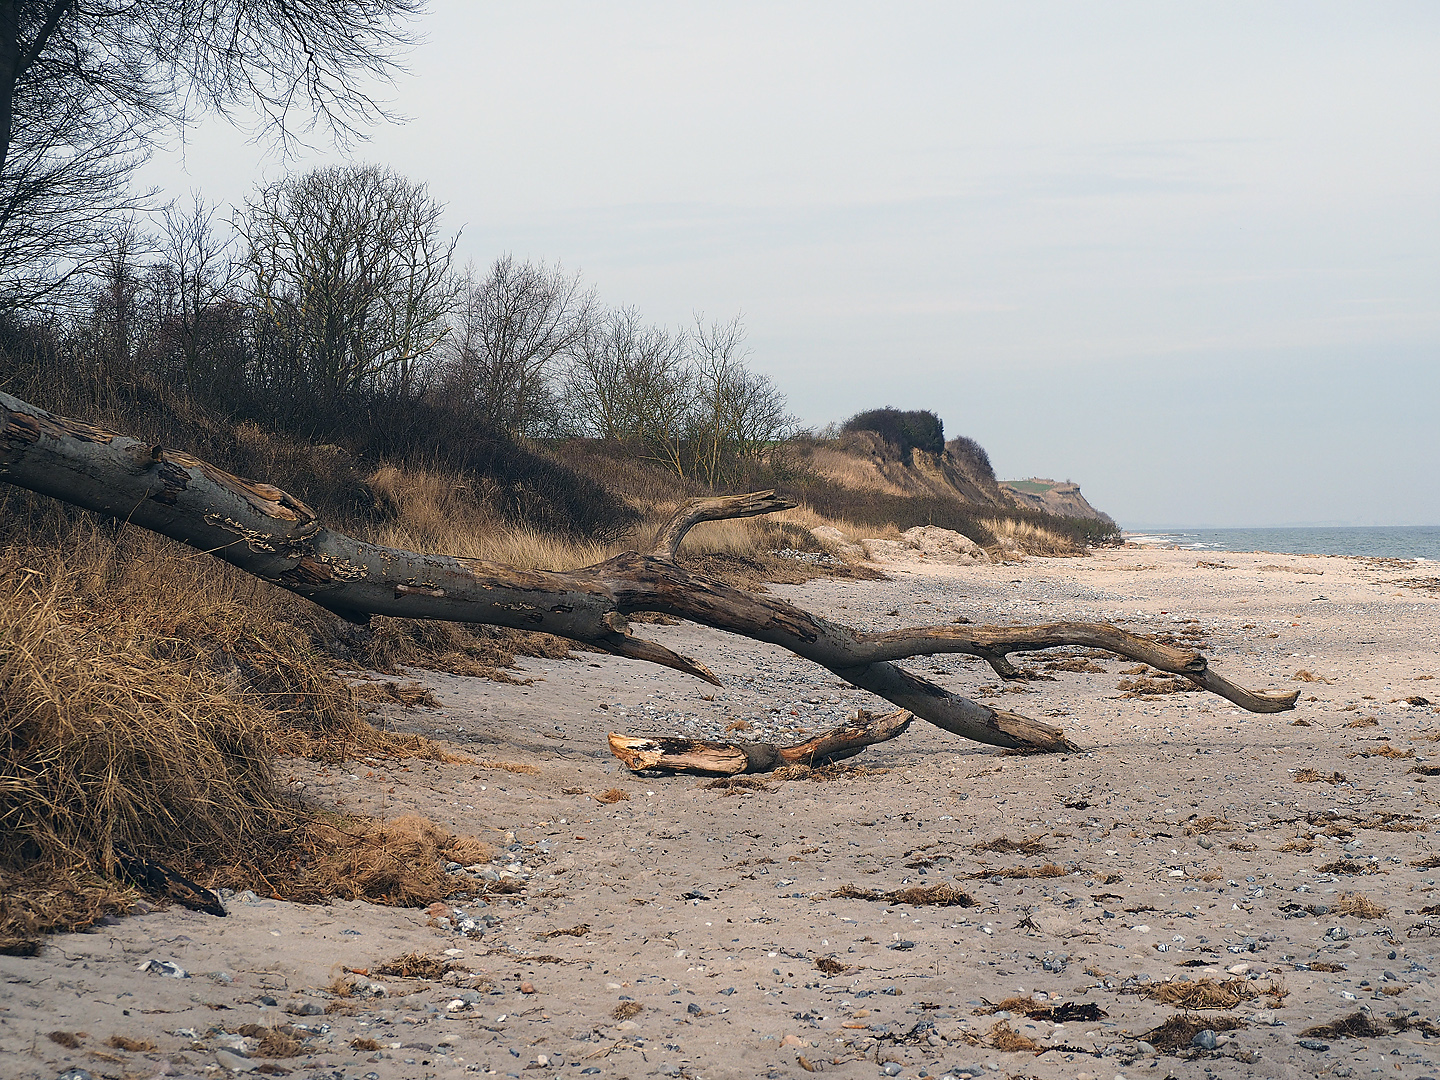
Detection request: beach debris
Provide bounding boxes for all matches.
[0,392,1302,760]
[137,959,189,978]
[106,1035,156,1052]
[608,709,912,775]
[972,995,1106,1022]
[971,835,1051,856]
[833,883,975,907]
[1126,976,1286,1009]
[114,845,226,917]
[1135,1015,1246,1054]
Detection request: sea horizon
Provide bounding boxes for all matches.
[1120,524,1439,561]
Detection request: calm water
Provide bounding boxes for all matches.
[1124,525,1440,561]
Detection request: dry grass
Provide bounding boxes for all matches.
[106,1035,157,1052]
[241,1024,305,1057]
[1294,769,1347,784]
[1116,675,1202,697]
[1293,669,1332,683]
[968,863,1071,880]
[1345,716,1380,728]
[353,680,441,709]
[987,1020,1040,1052]
[612,1001,643,1021]
[1300,1012,1391,1039]
[1184,816,1237,835]
[1349,744,1415,760]
[595,787,631,803]
[0,557,289,881]
[0,539,498,928]
[539,923,589,938]
[472,759,540,775]
[368,463,616,570]
[980,517,1085,557]
[301,813,493,906]
[1043,657,1106,673]
[834,883,976,907]
[1136,977,1286,1009]
[1334,892,1388,918]
[1315,859,1379,875]
[971,835,1052,856]
[374,952,455,980]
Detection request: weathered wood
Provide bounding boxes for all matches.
[0,390,1299,758]
[649,490,797,560]
[607,709,914,775]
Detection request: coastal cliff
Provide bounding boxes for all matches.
[1002,477,1116,525]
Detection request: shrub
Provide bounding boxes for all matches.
[841,408,945,457]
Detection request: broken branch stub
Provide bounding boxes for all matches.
[0,390,1297,762]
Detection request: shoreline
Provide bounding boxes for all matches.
[3,547,1440,1080]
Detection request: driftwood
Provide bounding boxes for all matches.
[0,390,1298,765]
[608,709,914,775]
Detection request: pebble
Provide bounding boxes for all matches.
[258,996,278,1007]
[214,1049,257,1072]
[519,981,536,994]
[1191,1029,1217,1050]
[1296,1038,1331,1051]
[55,1071,95,1080]
[284,1001,324,1015]
[882,1064,903,1077]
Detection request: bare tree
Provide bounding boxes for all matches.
[239,164,459,408]
[0,1,425,304]
[562,306,695,472]
[149,194,241,396]
[439,255,593,435]
[689,313,795,485]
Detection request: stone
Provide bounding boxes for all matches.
[862,526,990,566]
[214,1049,258,1072]
[1191,1029,1218,1050]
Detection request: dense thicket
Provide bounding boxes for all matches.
[842,407,946,457]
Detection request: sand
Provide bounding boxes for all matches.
[3,547,1440,1080]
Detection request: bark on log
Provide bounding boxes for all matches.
[0,391,1299,758]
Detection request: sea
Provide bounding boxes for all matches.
[1122,525,1440,562]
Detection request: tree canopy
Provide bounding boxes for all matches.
[0,0,425,304]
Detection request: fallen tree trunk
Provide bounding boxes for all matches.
[0,391,1298,758]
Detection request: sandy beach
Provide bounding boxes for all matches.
[4,546,1440,1080]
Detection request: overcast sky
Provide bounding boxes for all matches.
[137,1,1439,529]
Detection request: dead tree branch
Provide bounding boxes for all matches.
[0,391,1298,760]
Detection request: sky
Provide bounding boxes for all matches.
[135,1,1440,529]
